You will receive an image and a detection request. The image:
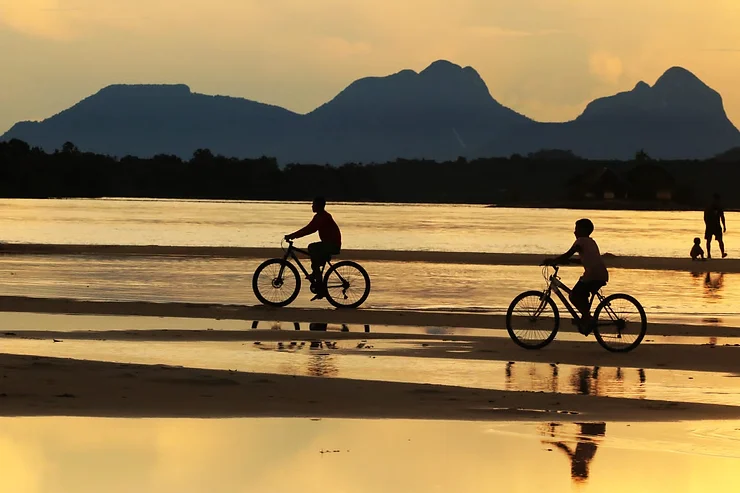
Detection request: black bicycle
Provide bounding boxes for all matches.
[252,239,371,309]
[506,265,647,352]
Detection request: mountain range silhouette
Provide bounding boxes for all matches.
[3,60,739,163]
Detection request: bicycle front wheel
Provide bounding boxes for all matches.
[323,261,371,309]
[252,259,301,307]
[593,294,647,352]
[506,291,560,349]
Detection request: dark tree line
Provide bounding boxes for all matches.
[1,139,738,209]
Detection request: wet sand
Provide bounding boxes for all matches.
[2,243,738,272]
[2,352,739,421]
[2,295,739,337]
[4,327,740,374]
[2,295,740,423]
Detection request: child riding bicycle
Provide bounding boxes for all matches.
[544,218,609,335]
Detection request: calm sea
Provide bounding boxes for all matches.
[0,198,732,257]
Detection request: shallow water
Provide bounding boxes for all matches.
[1,417,739,492]
[0,198,736,257]
[1,255,739,326]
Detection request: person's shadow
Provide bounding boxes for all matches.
[543,422,606,483]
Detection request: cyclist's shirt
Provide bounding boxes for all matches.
[292,211,342,247]
[573,236,608,282]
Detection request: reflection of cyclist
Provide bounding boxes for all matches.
[544,219,609,335]
[551,422,606,483]
[285,197,342,300]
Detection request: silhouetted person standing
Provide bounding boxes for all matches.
[285,197,342,300]
[704,193,727,259]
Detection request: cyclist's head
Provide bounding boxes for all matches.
[574,218,594,237]
[312,196,326,213]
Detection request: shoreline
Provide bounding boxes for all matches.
[1,244,737,272]
[5,196,740,212]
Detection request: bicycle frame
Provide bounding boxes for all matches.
[543,266,604,323]
[280,240,335,281]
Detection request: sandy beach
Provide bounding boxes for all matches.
[2,351,739,421]
[1,300,740,422]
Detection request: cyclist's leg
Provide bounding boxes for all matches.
[307,242,327,282]
[569,281,591,323]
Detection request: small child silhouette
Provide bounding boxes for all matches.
[690,237,705,261]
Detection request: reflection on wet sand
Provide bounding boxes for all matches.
[250,320,371,333]
[705,272,725,300]
[504,362,647,398]
[540,422,607,484]
[689,270,727,325]
[265,322,371,380]
[307,343,339,377]
[690,270,726,300]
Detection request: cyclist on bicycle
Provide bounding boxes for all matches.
[285,196,342,300]
[544,218,609,335]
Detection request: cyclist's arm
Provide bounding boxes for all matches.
[286,216,319,240]
[547,244,580,265]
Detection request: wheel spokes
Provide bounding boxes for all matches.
[596,297,643,349]
[325,265,366,306]
[257,262,297,304]
[509,294,557,347]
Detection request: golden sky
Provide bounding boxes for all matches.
[1,0,740,133]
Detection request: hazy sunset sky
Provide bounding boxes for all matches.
[1,0,740,133]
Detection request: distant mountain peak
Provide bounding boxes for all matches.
[654,66,708,91]
[420,59,464,75]
[578,64,728,124]
[96,83,192,96]
[309,58,523,121]
[419,60,485,83]
[657,66,699,81]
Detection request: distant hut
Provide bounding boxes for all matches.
[624,164,677,201]
[567,167,627,200]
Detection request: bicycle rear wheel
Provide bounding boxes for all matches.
[593,294,647,352]
[323,261,370,309]
[252,259,301,307]
[506,291,560,349]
